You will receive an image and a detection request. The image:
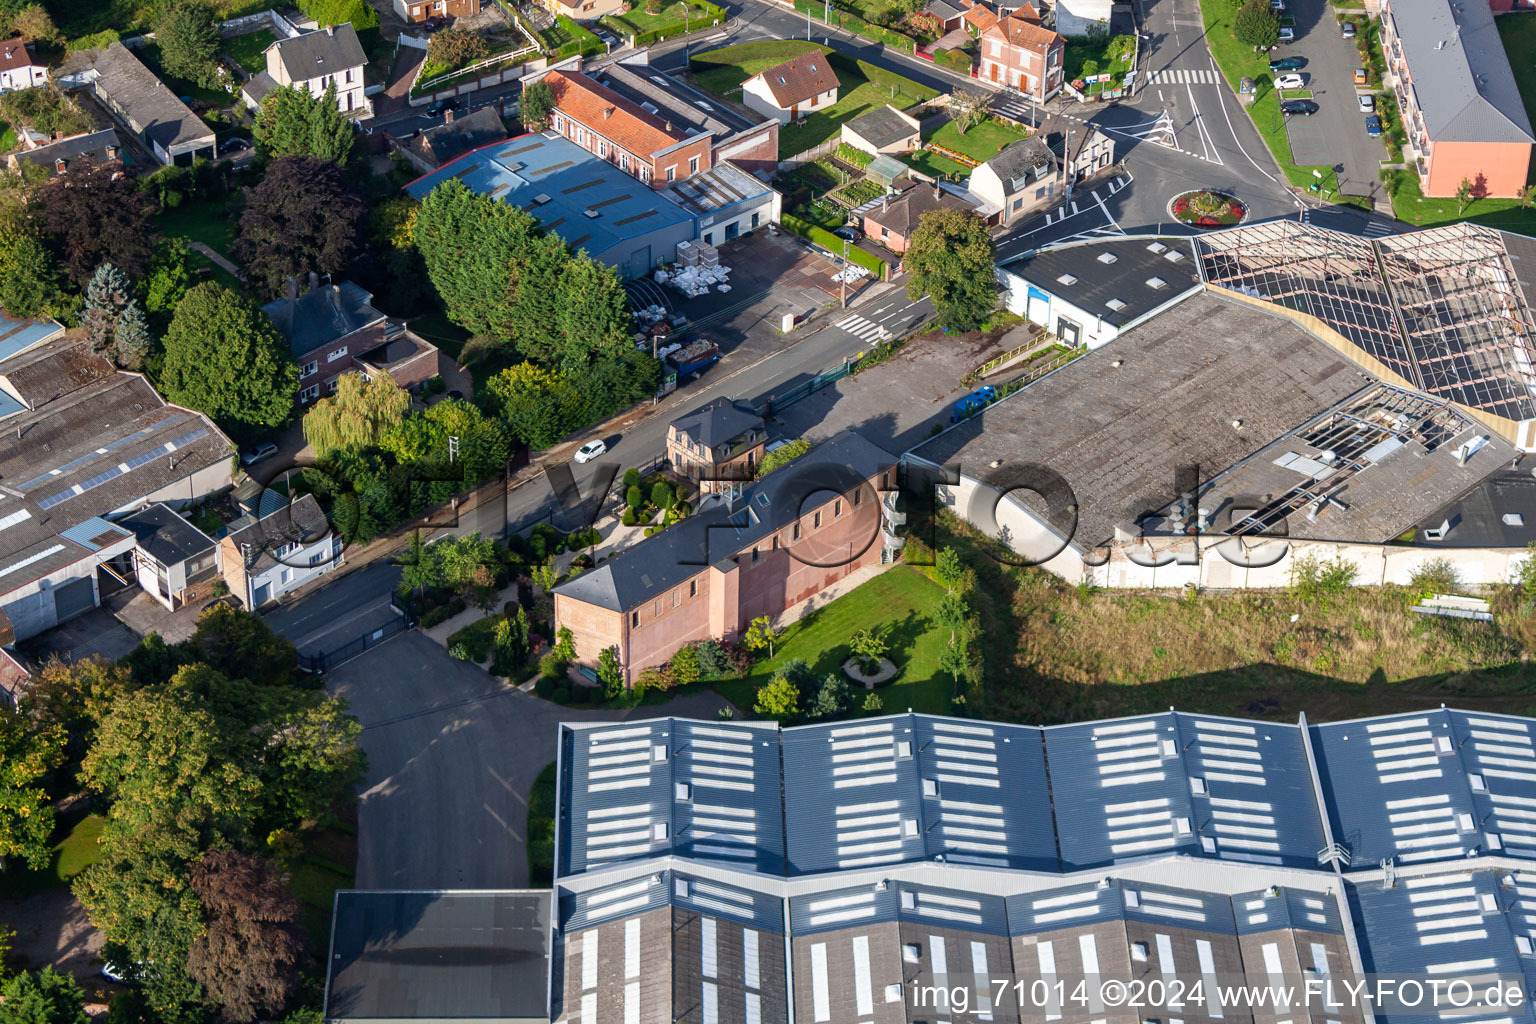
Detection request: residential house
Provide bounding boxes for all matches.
[53,42,215,165]
[0,39,45,93]
[393,0,481,21]
[979,5,1065,102]
[1038,113,1115,182]
[547,69,713,187]
[740,53,839,124]
[923,0,968,31]
[969,135,1059,224]
[220,494,340,609]
[1381,0,1534,197]
[390,105,507,174]
[553,431,897,683]
[579,59,780,177]
[1054,0,1112,35]
[665,398,766,493]
[861,183,973,253]
[0,312,234,641]
[117,503,219,611]
[539,0,625,22]
[840,104,921,156]
[261,280,442,406]
[243,23,369,119]
[963,3,1000,34]
[5,128,122,177]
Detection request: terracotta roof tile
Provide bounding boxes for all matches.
[547,70,686,158]
[984,7,1062,51]
[964,6,999,30]
[747,53,840,107]
[0,40,40,73]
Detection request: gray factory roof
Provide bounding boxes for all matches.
[906,291,1367,551]
[73,43,215,154]
[596,60,763,137]
[1415,470,1536,547]
[1001,236,1202,327]
[324,890,550,1024]
[1177,383,1514,543]
[1386,0,1534,144]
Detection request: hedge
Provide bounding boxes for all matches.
[546,16,604,59]
[934,47,973,72]
[782,213,887,279]
[66,29,121,52]
[606,0,726,46]
[790,0,918,53]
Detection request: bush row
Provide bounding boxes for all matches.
[790,0,918,53]
[781,212,888,280]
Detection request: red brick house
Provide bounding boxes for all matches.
[553,432,898,683]
[547,69,715,187]
[392,0,481,22]
[861,183,974,253]
[666,398,767,494]
[979,5,1065,102]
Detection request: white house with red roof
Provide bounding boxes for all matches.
[740,53,839,123]
[0,39,46,94]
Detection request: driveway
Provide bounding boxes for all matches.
[1274,0,1384,202]
[264,560,404,658]
[327,630,733,889]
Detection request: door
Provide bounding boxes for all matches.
[725,221,740,241]
[52,575,95,623]
[990,63,998,82]
[1056,316,1081,347]
[628,245,651,279]
[251,582,271,607]
[790,103,799,120]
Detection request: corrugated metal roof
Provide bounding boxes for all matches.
[1233,885,1344,935]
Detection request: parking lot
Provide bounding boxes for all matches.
[1276,0,1385,203]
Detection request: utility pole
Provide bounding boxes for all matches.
[807,7,812,39]
[841,233,850,309]
[1064,127,1073,201]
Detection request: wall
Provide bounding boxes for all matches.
[0,537,133,640]
[1423,139,1535,199]
[714,124,779,176]
[219,9,301,39]
[127,458,234,512]
[696,189,779,249]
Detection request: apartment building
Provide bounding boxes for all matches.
[1380,0,1534,197]
[665,398,767,493]
[547,69,713,187]
[553,431,898,682]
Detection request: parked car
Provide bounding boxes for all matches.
[1270,0,1285,8]
[427,97,460,116]
[1365,114,1383,136]
[1358,93,1376,113]
[573,439,608,464]
[1281,99,1320,115]
[1278,26,1295,42]
[1269,56,1305,71]
[1353,67,1367,84]
[1341,20,1357,38]
[221,137,249,155]
[240,442,278,467]
[833,226,861,243]
[422,15,452,30]
[1275,73,1306,89]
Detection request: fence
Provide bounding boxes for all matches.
[757,356,858,416]
[297,592,414,674]
[219,8,301,39]
[777,135,841,172]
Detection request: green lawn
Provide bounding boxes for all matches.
[222,29,275,74]
[1197,0,1371,208]
[713,566,956,716]
[901,148,971,179]
[409,309,471,362]
[538,15,601,55]
[157,198,238,254]
[925,118,1030,163]
[0,811,104,895]
[0,119,16,153]
[526,762,557,887]
[691,43,938,160]
[137,42,234,106]
[1063,33,1135,94]
[604,1,718,37]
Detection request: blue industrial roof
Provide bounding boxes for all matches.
[1309,710,1536,869]
[781,714,1056,876]
[1006,878,1245,936]
[559,868,783,934]
[1350,870,1536,1024]
[557,719,783,877]
[788,879,1010,938]
[1045,712,1328,871]
[403,132,696,263]
[1233,884,1345,935]
[58,517,131,552]
[0,310,63,365]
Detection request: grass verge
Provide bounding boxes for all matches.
[713,566,955,715]
[526,762,556,886]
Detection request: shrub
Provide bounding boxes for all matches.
[1408,557,1461,596]
[534,677,556,697]
[670,643,701,685]
[779,213,887,279]
[539,652,568,678]
[694,639,730,678]
[622,507,638,526]
[623,467,642,490]
[626,485,645,510]
[552,686,571,704]
[449,642,472,660]
[1288,553,1358,604]
[650,480,674,511]
[420,599,467,628]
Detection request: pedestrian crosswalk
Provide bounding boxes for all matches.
[833,313,891,343]
[1143,67,1221,85]
[1362,221,1394,238]
[1301,209,1396,238]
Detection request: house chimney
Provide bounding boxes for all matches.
[105,144,118,160]
[326,24,335,35]
[53,157,66,174]
[603,106,613,119]
[665,120,672,132]
[443,107,454,123]
[285,276,300,301]
[307,271,319,292]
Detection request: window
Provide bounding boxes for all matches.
[309,549,327,566]
[834,499,842,518]
[880,226,889,239]
[301,360,317,377]
[814,511,822,529]
[792,523,801,541]
[654,600,662,616]
[327,346,348,361]
[1015,197,1025,210]
[667,166,676,182]
[554,114,564,133]
[810,94,819,107]
[325,378,340,395]
[673,589,680,607]
[853,489,862,507]
[689,580,697,598]
[689,155,699,173]
[598,140,608,158]
[991,40,1002,56]
[751,547,759,563]
[300,384,319,402]
[751,212,760,228]
[632,610,640,626]
[771,535,779,550]
[620,152,629,171]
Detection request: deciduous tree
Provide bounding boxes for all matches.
[3,5,59,45]
[303,371,411,457]
[0,714,64,870]
[744,615,779,658]
[143,237,194,317]
[520,79,554,131]
[156,0,223,91]
[187,850,308,1024]
[38,160,157,285]
[0,228,64,321]
[949,86,988,134]
[253,83,359,165]
[234,156,366,298]
[160,282,300,436]
[597,645,624,698]
[904,207,997,331]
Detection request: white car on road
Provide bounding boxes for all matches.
[573,439,607,464]
[1275,73,1306,89]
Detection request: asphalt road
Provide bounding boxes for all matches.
[263,560,403,656]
